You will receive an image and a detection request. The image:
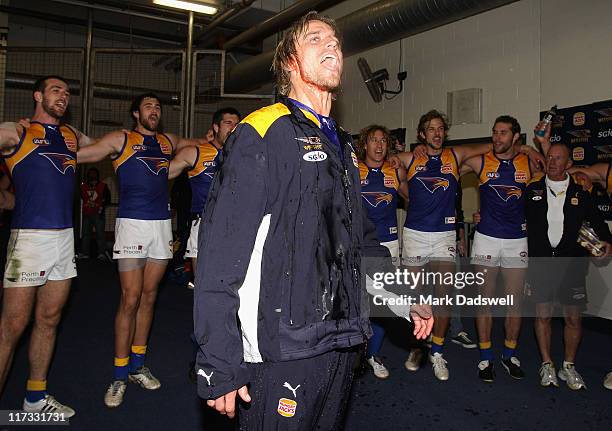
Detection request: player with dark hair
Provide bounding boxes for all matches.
[0,75,95,416]
[77,93,200,407]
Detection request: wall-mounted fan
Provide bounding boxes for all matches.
[357,57,406,103]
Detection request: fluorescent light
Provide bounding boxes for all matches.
[153,0,218,15]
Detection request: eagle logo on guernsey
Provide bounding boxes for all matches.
[277,398,297,418]
[136,157,169,175]
[417,177,450,193]
[489,184,522,202]
[362,192,393,207]
[39,153,76,174]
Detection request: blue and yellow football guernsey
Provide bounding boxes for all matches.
[359,161,399,242]
[477,151,532,239]
[405,148,459,232]
[606,163,612,195]
[112,131,173,220]
[188,142,220,215]
[3,122,77,229]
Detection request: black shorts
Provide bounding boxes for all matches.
[239,348,358,431]
[528,256,588,306]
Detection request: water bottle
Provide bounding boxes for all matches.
[536,105,557,137]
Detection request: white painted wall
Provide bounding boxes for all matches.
[324,0,612,217]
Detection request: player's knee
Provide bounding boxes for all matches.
[119,291,141,314]
[565,315,581,329]
[0,315,30,342]
[35,307,63,329]
[140,287,157,304]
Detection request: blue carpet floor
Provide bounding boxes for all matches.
[1,260,611,430]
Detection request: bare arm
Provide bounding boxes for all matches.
[397,165,408,200]
[454,143,492,165]
[74,128,97,148]
[460,155,481,176]
[568,163,608,187]
[396,151,414,170]
[0,122,22,152]
[533,122,551,156]
[0,174,14,210]
[165,133,202,152]
[77,130,124,164]
[169,146,197,180]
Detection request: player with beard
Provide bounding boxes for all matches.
[460,115,542,382]
[0,75,95,416]
[396,111,543,381]
[76,93,200,407]
[194,12,432,429]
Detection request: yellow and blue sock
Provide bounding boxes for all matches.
[25,379,46,403]
[502,339,517,360]
[479,341,494,361]
[430,336,445,355]
[129,345,147,373]
[114,356,129,381]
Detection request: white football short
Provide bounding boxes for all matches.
[470,231,528,269]
[113,218,173,260]
[4,228,76,287]
[381,239,400,267]
[401,227,456,266]
[185,218,200,259]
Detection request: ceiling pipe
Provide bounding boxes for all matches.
[0,5,184,45]
[49,0,205,28]
[224,0,519,93]
[222,0,344,51]
[5,72,226,105]
[5,72,181,105]
[193,0,255,45]
[157,0,255,71]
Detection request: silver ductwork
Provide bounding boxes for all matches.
[222,0,344,51]
[225,0,518,93]
[5,72,181,105]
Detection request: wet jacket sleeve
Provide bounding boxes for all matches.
[193,123,268,400]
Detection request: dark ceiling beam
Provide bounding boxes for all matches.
[0,5,185,44]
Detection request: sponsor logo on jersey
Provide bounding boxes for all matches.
[136,157,169,175]
[416,177,450,193]
[514,171,527,182]
[445,217,455,224]
[303,150,327,162]
[384,176,395,188]
[33,138,50,146]
[489,184,522,202]
[158,137,173,155]
[295,136,322,145]
[361,192,393,207]
[63,138,77,152]
[486,171,500,179]
[440,163,453,174]
[573,112,586,126]
[277,398,297,418]
[415,165,427,172]
[39,152,76,174]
